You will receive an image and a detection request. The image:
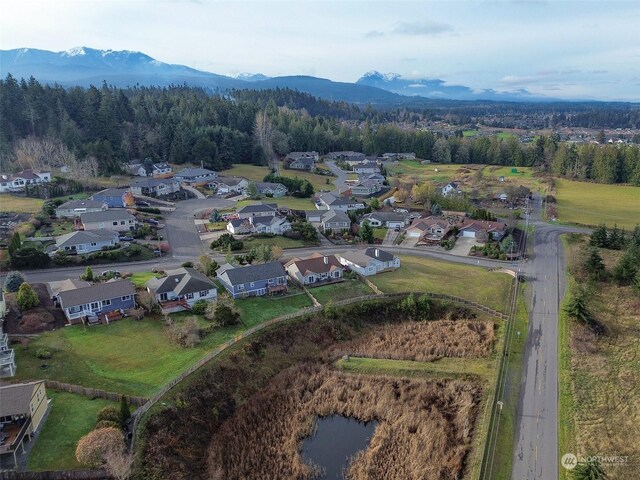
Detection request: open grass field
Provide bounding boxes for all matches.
[224,163,333,191]
[13,317,246,396]
[555,179,640,229]
[369,255,513,313]
[235,292,314,327]
[463,130,479,137]
[129,271,161,287]
[309,279,373,305]
[0,194,43,213]
[28,391,117,471]
[337,355,494,380]
[558,236,640,480]
[207,365,482,480]
[222,164,270,182]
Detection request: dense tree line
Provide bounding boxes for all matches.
[1,75,639,183]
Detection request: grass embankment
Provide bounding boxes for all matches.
[309,279,373,305]
[555,179,640,229]
[337,356,494,380]
[129,271,161,288]
[235,292,313,328]
[0,194,44,213]
[558,235,640,480]
[28,391,117,471]
[369,254,513,312]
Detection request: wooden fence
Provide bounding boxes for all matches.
[0,469,109,479]
[130,291,507,449]
[45,380,148,407]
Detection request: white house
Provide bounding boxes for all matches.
[315,193,365,212]
[350,180,381,196]
[360,212,407,229]
[227,215,291,235]
[237,203,278,219]
[80,210,137,232]
[208,177,249,194]
[285,253,345,286]
[441,182,460,197]
[51,229,119,255]
[0,170,51,193]
[353,161,380,174]
[338,248,400,276]
[55,200,108,218]
[146,267,217,314]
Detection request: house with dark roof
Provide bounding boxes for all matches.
[55,199,108,218]
[457,218,508,242]
[0,381,49,467]
[208,176,249,194]
[286,151,319,162]
[91,188,131,208]
[287,157,316,171]
[80,210,137,232]
[216,262,288,298]
[406,216,452,241]
[227,215,292,235]
[146,267,217,314]
[174,167,218,184]
[237,203,278,219]
[326,151,366,163]
[338,248,400,276]
[0,170,51,193]
[130,178,180,197]
[51,229,119,256]
[285,253,345,286]
[56,279,136,324]
[441,182,460,197]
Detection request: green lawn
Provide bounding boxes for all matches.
[463,130,479,137]
[129,271,161,288]
[555,179,640,229]
[235,292,314,327]
[223,163,333,192]
[309,280,373,305]
[242,235,312,251]
[13,318,245,396]
[368,255,513,313]
[0,194,44,213]
[50,192,91,202]
[28,391,117,471]
[337,355,494,380]
[373,228,387,241]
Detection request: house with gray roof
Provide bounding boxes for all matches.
[351,179,382,196]
[80,210,137,232]
[321,210,351,232]
[237,203,278,219]
[358,172,385,185]
[360,211,408,229]
[216,262,288,298]
[255,182,288,197]
[130,178,180,197]
[208,176,249,194]
[338,248,400,276]
[57,279,136,324]
[146,267,217,314]
[174,167,218,184]
[51,229,119,256]
[90,188,130,208]
[287,157,316,171]
[315,193,365,212]
[353,161,380,175]
[55,199,108,218]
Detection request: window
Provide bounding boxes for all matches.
[268,278,274,284]
[120,220,125,225]
[186,293,194,300]
[237,284,244,291]
[250,282,255,288]
[103,299,111,306]
[90,302,99,311]
[91,242,97,247]
[113,221,118,226]
[159,293,167,301]
[68,305,82,314]
[200,290,209,297]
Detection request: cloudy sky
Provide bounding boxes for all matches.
[2,0,639,100]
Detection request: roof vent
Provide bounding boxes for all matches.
[374,248,379,257]
[175,278,180,283]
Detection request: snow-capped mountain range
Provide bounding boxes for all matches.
[0,47,547,103]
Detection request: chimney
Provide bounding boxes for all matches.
[324,256,328,264]
[374,248,379,258]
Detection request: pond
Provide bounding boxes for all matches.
[301,415,378,479]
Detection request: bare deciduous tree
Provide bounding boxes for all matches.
[104,449,134,480]
[253,110,274,160]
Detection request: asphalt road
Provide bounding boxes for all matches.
[324,160,349,195]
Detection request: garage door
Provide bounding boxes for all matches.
[461,230,476,238]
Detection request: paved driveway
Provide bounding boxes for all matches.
[448,236,476,256]
[324,160,349,195]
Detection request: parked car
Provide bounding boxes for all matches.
[143,218,159,225]
[119,235,134,241]
[394,226,401,232]
[135,201,151,207]
[101,270,121,278]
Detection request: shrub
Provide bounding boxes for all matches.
[191,299,208,315]
[10,246,49,269]
[211,233,243,251]
[181,261,194,268]
[75,427,125,468]
[35,349,52,359]
[82,267,94,281]
[97,406,122,425]
[3,271,24,292]
[16,283,40,311]
[204,295,240,326]
[95,420,122,431]
[120,395,130,424]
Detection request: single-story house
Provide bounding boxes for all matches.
[0,170,51,193]
[338,248,400,276]
[130,178,181,197]
[358,173,385,185]
[91,188,131,208]
[80,210,137,232]
[353,161,380,174]
[216,262,288,298]
[351,180,382,196]
[130,162,173,177]
[360,212,407,229]
[208,176,249,194]
[146,267,217,314]
[174,167,218,185]
[149,162,172,176]
[255,182,288,197]
[0,381,49,466]
[286,151,319,162]
[51,229,119,255]
[237,203,278,219]
[285,253,345,286]
[441,182,460,197]
[287,157,315,171]
[55,199,108,218]
[57,279,136,324]
[305,210,323,223]
[457,219,508,242]
[315,193,365,212]
[321,210,351,232]
[406,216,451,240]
[227,215,291,235]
